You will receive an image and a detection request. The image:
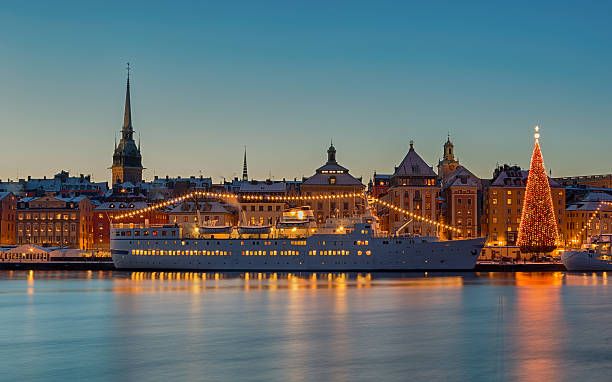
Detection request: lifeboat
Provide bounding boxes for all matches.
[198,226,234,235]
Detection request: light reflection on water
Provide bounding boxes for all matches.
[1,271,611,381]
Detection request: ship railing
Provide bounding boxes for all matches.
[111,223,177,230]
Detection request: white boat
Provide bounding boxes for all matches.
[562,234,612,271]
[111,207,485,271]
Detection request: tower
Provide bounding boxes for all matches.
[111,64,143,185]
[437,134,459,179]
[242,147,248,181]
[327,141,337,164]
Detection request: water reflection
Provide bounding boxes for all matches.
[1,270,612,381]
[3,270,612,292]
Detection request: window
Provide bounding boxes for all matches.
[492,199,498,205]
[507,199,512,205]
[250,206,255,212]
[268,206,272,211]
[183,217,188,222]
[259,206,264,212]
[458,198,462,204]
[492,217,498,223]
[343,202,349,210]
[467,199,471,205]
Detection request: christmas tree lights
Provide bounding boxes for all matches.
[517,126,559,253]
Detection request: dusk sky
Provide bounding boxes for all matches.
[1,1,611,184]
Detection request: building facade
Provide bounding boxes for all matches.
[299,144,366,223]
[93,201,168,249]
[382,141,440,235]
[482,165,565,246]
[16,196,94,249]
[236,181,290,225]
[168,201,237,230]
[0,192,17,245]
[111,72,143,185]
[564,192,612,246]
[440,166,481,239]
[555,174,612,189]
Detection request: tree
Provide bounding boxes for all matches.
[517,126,559,253]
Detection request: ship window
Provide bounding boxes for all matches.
[161,231,167,236]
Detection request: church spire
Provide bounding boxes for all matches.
[122,63,133,139]
[242,146,248,181]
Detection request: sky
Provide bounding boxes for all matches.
[1,1,611,184]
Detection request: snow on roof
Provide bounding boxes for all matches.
[302,162,363,187]
[5,244,49,254]
[169,201,233,214]
[393,145,437,178]
[566,192,612,211]
[0,192,13,201]
[491,170,561,188]
[96,201,149,211]
[443,166,481,189]
[238,182,287,193]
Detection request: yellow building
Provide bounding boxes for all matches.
[564,193,612,246]
[16,196,94,249]
[483,165,565,246]
[168,201,237,231]
[299,144,365,223]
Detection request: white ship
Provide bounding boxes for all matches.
[111,207,485,271]
[561,234,612,271]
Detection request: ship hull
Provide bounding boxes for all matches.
[111,235,484,271]
[561,251,612,271]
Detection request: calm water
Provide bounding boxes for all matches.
[1,271,611,381]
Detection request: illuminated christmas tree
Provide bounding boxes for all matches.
[517,126,559,253]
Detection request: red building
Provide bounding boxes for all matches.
[93,201,168,250]
[370,172,391,199]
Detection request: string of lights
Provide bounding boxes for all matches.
[367,197,461,233]
[516,126,559,253]
[571,201,612,244]
[112,190,461,232]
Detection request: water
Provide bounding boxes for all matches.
[1,271,611,382]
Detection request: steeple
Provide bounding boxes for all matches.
[111,63,143,185]
[242,146,248,181]
[122,63,133,140]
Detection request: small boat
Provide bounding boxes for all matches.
[198,225,234,235]
[561,234,612,271]
[237,225,272,235]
